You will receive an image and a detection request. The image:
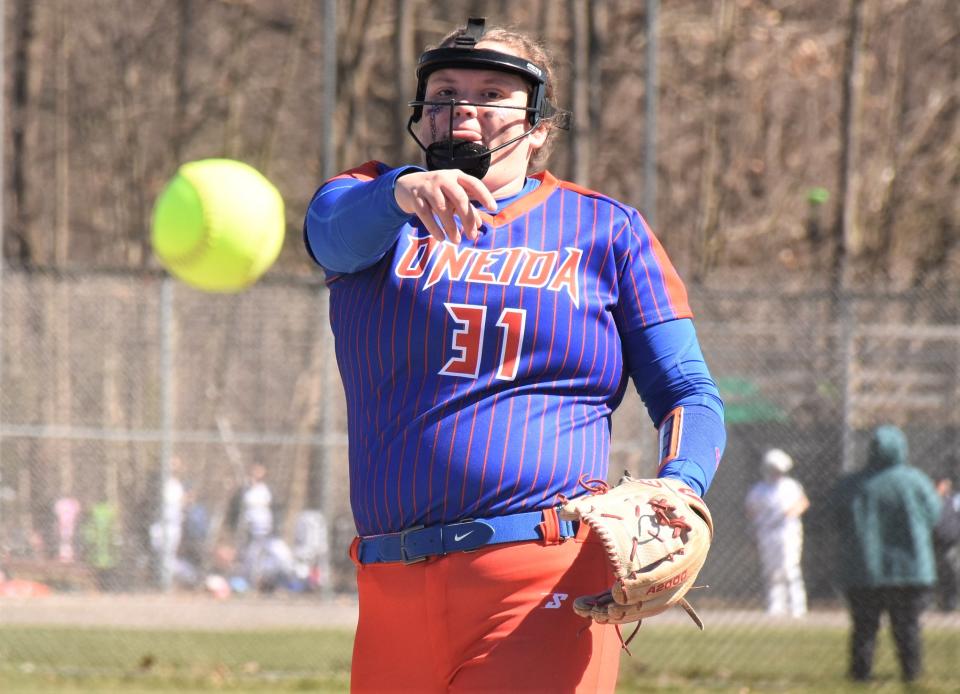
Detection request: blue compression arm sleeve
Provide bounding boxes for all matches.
[304,166,423,273]
[623,318,726,496]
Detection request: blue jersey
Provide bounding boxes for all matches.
[306,162,721,536]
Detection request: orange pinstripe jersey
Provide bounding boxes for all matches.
[317,163,691,535]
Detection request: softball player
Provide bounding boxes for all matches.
[745,449,809,617]
[304,18,726,693]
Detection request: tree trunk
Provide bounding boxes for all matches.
[569,0,590,184]
[54,6,70,266]
[693,0,735,281]
[874,4,909,277]
[257,0,309,177]
[8,0,35,265]
[172,0,192,163]
[588,0,605,173]
[394,0,415,165]
[337,0,376,169]
[832,0,866,295]
[221,3,254,159]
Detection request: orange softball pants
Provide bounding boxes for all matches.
[349,525,622,693]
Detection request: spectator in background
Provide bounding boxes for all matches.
[828,425,941,683]
[745,448,809,618]
[53,496,81,563]
[227,463,275,589]
[83,501,122,590]
[291,509,331,593]
[174,484,211,589]
[254,536,295,593]
[932,476,960,612]
[150,456,185,587]
[228,464,274,542]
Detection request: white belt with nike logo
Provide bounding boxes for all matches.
[356,509,577,564]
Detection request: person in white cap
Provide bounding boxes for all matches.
[745,448,810,617]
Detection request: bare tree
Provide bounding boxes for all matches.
[692,0,736,281]
[832,0,866,292]
[257,1,309,178]
[569,0,590,184]
[8,0,36,265]
[1,0,957,287]
[394,0,416,165]
[171,0,192,163]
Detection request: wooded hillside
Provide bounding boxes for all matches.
[4,0,958,289]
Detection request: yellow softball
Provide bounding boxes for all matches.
[151,159,285,292]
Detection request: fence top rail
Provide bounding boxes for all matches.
[0,424,349,447]
[698,322,960,339]
[0,266,328,290]
[853,324,960,339]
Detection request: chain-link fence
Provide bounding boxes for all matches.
[692,284,960,609]
[0,270,354,597]
[2,270,958,679]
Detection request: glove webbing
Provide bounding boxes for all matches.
[650,498,693,537]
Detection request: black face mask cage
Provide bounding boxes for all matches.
[405,17,570,179]
[404,100,552,180]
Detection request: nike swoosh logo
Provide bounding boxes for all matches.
[453,531,474,542]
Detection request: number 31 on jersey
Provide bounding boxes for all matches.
[440,303,526,381]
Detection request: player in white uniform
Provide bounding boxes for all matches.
[238,463,274,587]
[745,448,809,617]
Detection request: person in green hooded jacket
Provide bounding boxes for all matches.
[829,425,942,682]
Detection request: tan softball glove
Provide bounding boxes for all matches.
[559,474,713,629]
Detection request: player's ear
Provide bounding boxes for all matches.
[527,122,550,151]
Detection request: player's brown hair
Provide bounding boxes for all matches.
[434,25,561,173]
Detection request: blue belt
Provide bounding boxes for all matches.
[357,509,576,564]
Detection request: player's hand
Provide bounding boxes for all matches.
[394,170,497,244]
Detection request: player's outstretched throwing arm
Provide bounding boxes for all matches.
[304,162,422,274]
[304,163,497,274]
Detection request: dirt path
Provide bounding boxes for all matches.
[1,593,360,630]
[3,593,959,631]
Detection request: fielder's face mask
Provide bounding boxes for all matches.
[406,17,570,180]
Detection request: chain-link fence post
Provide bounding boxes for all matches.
[840,291,856,473]
[159,277,175,590]
[319,287,335,600]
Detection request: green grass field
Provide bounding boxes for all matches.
[0,625,957,692]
